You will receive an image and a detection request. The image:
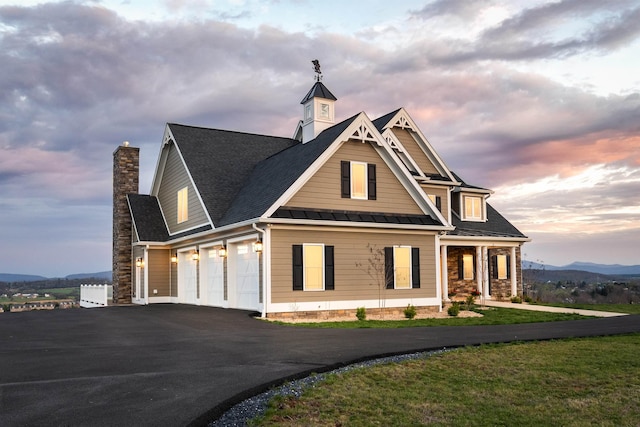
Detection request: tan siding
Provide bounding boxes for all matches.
[270,227,437,304]
[421,184,449,217]
[148,249,171,296]
[284,141,424,215]
[157,144,208,234]
[392,128,439,175]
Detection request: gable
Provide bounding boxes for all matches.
[283,139,425,215]
[391,128,441,176]
[156,142,209,235]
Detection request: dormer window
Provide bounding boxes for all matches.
[463,195,483,221]
[341,161,376,200]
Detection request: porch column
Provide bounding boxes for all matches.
[475,246,482,295]
[482,246,489,298]
[510,246,517,296]
[441,245,449,301]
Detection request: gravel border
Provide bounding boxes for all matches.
[209,348,451,426]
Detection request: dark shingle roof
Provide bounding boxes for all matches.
[169,124,298,226]
[273,208,440,226]
[219,115,359,226]
[450,203,527,238]
[372,108,402,131]
[300,81,337,103]
[128,194,169,242]
[451,171,490,191]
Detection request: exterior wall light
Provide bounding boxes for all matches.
[170,254,178,263]
[135,257,143,268]
[253,239,263,253]
[219,245,227,258]
[191,251,200,261]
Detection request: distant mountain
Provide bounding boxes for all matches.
[523,261,640,276]
[0,271,111,282]
[65,271,112,280]
[0,273,48,283]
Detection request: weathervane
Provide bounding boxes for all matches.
[312,59,322,81]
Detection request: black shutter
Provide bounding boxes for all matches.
[367,163,377,200]
[384,247,394,289]
[292,245,303,291]
[411,247,420,288]
[341,161,350,198]
[325,246,334,290]
[458,256,464,280]
[491,255,498,279]
[506,255,511,279]
[435,196,442,211]
[472,255,477,280]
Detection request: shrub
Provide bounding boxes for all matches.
[404,304,417,319]
[465,295,476,310]
[356,307,367,321]
[447,302,460,317]
[511,296,523,304]
[523,295,533,303]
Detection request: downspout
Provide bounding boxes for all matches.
[252,223,267,318]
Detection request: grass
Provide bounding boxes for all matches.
[272,307,589,328]
[251,334,640,426]
[534,302,640,315]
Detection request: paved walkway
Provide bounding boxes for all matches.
[1,305,639,427]
[481,300,629,317]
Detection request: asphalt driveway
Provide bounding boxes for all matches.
[2,305,639,426]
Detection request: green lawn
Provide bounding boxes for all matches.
[272,307,589,328]
[535,302,640,315]
[251,334,640,426]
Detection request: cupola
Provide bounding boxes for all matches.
[299,60,337,143]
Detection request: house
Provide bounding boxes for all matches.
[112,73,529,319]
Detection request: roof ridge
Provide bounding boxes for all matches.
[168,123,296,142]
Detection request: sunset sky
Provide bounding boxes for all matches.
[1,0,639,277]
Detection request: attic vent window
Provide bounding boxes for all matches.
[177,187,189,223]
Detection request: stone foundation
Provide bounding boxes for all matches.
[266,305,440,321]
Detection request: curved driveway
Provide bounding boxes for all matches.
[2,305,639,426]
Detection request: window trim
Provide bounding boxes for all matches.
[292,244,335,291]
[177,186,189,224]
[341,160,377,200]
[385,246,420,290]
[462,195,483,221]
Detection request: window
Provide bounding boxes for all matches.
[493,254,511,280]
[384,246,420,289]
[319,103,330,119]
[292,244,335,291]
[462,254,474,280]
[427,194,442,211]
[177,187,188,223]
[341,161,376,200]
[464,196,482,220]
[305,104,312,120]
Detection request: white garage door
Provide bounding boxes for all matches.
[179,252,198,305]
[204,247,225,307]
[233,243,259,310]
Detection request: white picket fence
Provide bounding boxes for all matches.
[80,284,113,308]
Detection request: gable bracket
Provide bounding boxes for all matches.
[347,122,382,146]
[393,116,416,132]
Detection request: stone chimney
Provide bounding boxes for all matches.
[112,142,139,304]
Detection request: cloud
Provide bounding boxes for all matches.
[1,1,639,274]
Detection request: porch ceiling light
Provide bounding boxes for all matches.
[253,239,263,253]
[219,245,227,258]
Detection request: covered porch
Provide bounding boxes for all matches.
[439,240,523,302]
